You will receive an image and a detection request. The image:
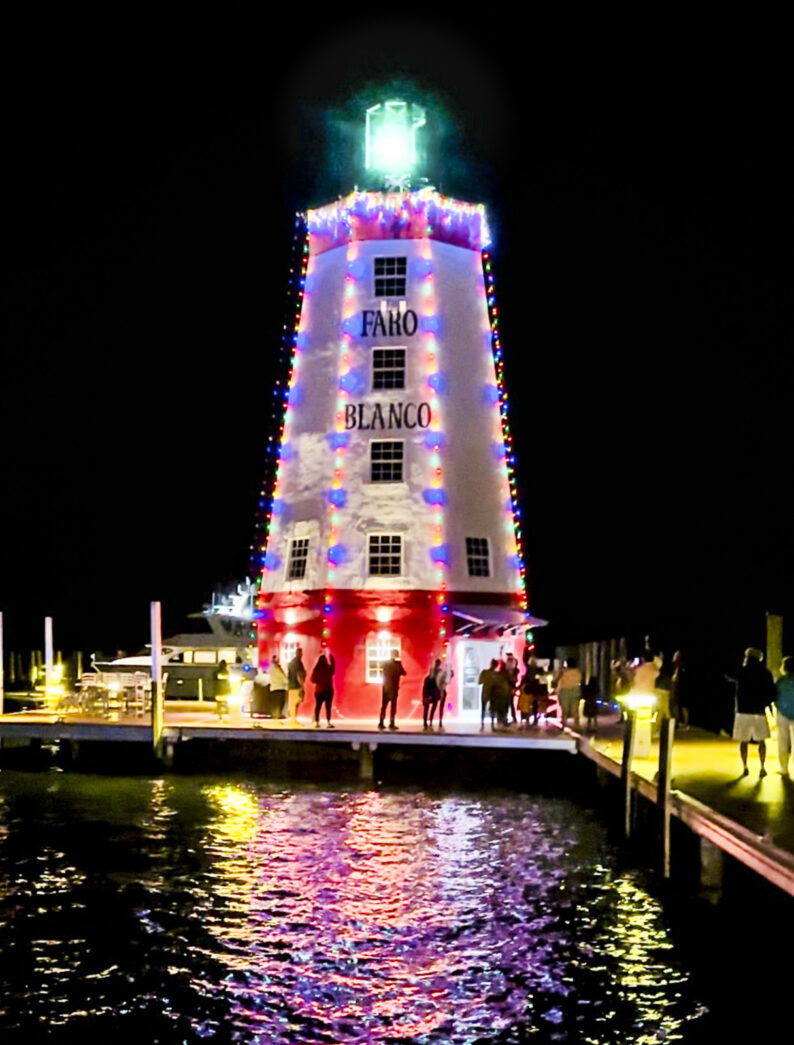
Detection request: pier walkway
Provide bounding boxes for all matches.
[0,704,577,751]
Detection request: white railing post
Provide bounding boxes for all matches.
[44,617,54,704]
[151,601,163,752]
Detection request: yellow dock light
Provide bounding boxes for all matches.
[618,691,657,757]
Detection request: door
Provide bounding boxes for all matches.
[457,640,505,722]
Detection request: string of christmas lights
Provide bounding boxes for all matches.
[482,249,529,615]
[254,218,310,649]
[308,189,491,256]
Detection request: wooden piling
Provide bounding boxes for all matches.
[621,711,636,838]
[700,837,725,903]
[656,716,675,878]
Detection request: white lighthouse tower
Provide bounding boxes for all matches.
[257,101,541,721]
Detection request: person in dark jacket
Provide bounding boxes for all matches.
[422,664,440,730]
[378,650,406,730]
[489,664,513,729]
[310,650,336,728]
[287,646,307,724]
[479,658,499,730]
[775,656,794,777]
[727,647,776,777]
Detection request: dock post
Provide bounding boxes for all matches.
[621,711,637,838]
[656,716,675,877]
[44,617,53,704]
[767,612,783,681]
[699,837,724,903]
[353,741,376,781]
[151,601,164,756]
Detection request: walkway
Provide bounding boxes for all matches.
[588,719,794,853]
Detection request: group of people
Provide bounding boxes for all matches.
[241,646,337,729]
[243,646,420,730]
[474,651,595,732]
[725,646,794,779]
[420,658,454,730]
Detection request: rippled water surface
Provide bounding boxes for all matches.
[0,772,709,1042]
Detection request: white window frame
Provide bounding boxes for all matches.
[366,635,402,683]
[286,536,310,581]
[281,637,300,666]
[465,536,491,577]
[368,532,403,577]
[374,255,407,298]
[370,439,404,483]
[372,346,406,391]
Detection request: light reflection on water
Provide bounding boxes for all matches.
[0,773,706,1042]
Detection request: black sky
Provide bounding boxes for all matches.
[0,21,790,663]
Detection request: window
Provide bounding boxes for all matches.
[366,636,401,683]
[370,440,403,483]
[287,537,310,581]
[372,347,406,390]
[193,650,218,664]
[368,534,403,576]
[374,256,407,297]
[281,637,299,665]
[466,537,491,577]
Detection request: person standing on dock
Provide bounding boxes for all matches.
[503,652,520,725]
[287,646,307,725]
[434,658,454,730]
[310,650,336,728]
[774,655,794,778]
[422,664,440,730]
[554,658,583,730]
[489,664,512,729]
[479,658,499,730]
[379,650,406,730]
[669,650,691,729]
[268,654,289,720]
[727,647,776,778]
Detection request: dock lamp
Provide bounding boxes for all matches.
[618,691,657,758]
[365,100,426,186]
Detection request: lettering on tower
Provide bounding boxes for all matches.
[344,402,432,430]
[360,309,418,337]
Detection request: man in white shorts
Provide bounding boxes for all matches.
[728,647,776,778]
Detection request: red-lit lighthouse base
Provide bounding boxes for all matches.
[257,589,525,723]
[257,589,439,721]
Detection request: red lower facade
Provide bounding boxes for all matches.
[257,588,525,722]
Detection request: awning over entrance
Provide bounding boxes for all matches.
[452,603,549,633]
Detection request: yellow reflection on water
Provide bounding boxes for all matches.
[203,783,260,845]
[587,870,689,1043]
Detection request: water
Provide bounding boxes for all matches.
[0,771,711,1042]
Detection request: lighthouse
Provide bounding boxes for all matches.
[257,101,541,722]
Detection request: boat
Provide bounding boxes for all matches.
[93,581,258,702]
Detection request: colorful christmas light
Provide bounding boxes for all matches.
[482,249,529,614]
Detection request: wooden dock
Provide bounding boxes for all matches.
[0,707,577,751]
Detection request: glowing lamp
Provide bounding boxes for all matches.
[365,100,426,181]
[375,607,393,624]
[619,692,657,712]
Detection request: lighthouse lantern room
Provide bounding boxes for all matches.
[257,101,540,721]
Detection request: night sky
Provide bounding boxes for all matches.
[1,23,789,666]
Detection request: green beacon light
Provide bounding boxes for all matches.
[365,100,426,186]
